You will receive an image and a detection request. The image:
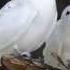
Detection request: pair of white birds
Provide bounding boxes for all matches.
[0,0,70,63]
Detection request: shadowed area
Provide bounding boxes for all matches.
[31,42,46,59]
[0,0,11,9]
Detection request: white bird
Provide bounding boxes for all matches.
[55,5,70,68]
[0,0,57,59]
[43,5,70,67]
[59,5,70,64]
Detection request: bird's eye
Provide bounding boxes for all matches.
[22,53,31,59]
[66,11,70,16]
[21,52,31,58]
[22,54,28,57]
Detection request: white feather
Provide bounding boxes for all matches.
[0,0,57,58]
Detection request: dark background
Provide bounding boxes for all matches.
[0,0,70,20]
[0,0,10,9]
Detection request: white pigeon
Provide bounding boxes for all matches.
[54,5,70,67]
[59,5,70,64]
[0,0,57,58]
[43,5,70,67]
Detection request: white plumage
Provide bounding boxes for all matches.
[0,0,57,58]
[43,5,70,67]
[59,5,70,63]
